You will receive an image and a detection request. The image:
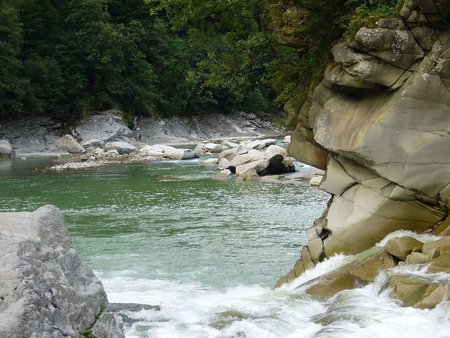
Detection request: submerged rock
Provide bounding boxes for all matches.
[0,205,123,338]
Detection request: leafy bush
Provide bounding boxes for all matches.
[344,0,402,37]
[346,5,397,37]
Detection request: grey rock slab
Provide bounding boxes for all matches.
[104,141,136,155]
[0,205,120,338]
[91,312,125,338]
[74,109,134,144]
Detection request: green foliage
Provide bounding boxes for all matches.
[82,330,97,338]
[0,3,26,117]
[0,0,404,123]
[346,2,398,37]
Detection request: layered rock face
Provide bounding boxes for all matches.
[280,0,450,296]
[0,205,123,338]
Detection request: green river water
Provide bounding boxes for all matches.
[0,157,328,288]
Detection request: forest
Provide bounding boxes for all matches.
[0,0,399,123]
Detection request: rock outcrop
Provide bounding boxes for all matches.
[278,0,450,307]
[0,205,124,338]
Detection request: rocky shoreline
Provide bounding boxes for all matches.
[0,109,327,185]
[0,110,283,156]
[276,0,450,309]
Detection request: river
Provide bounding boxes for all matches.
[1,157,449,337]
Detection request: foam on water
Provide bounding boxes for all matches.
[102,260,450,338]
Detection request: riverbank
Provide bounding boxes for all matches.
[0,110,284,156]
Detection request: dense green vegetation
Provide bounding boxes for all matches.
[0,0,399,123]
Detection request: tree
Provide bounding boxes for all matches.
[0,3,25,117]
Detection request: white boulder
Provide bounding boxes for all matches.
[56,134,85,154]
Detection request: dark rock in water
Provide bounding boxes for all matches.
[107,303,161,313]
[106,303,161,326]
[0,205,124,338]
[257,154,296,176]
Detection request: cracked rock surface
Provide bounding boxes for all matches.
[279,0,450,292]
[0,205,122,338]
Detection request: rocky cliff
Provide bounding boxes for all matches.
[0,205,124,338]
[277,0,450,305]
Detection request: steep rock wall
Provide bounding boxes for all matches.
[279,0,450,284]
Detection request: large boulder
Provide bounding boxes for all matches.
[56,134,85,154]
[0,205,123,338]
[104,141,137,155]
[0,140,14,158]
[73,109,134,144]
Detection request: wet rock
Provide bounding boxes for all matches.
[56,134,85,154]
[304,247,396,299]
[308,175,323,187]
[105,303,160,326]
[422,236,450,256]
[385,273,450,309]
[91,312,125,338]
[385,236,424,260]
[106,303,161,312]
[427,252,450,274]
